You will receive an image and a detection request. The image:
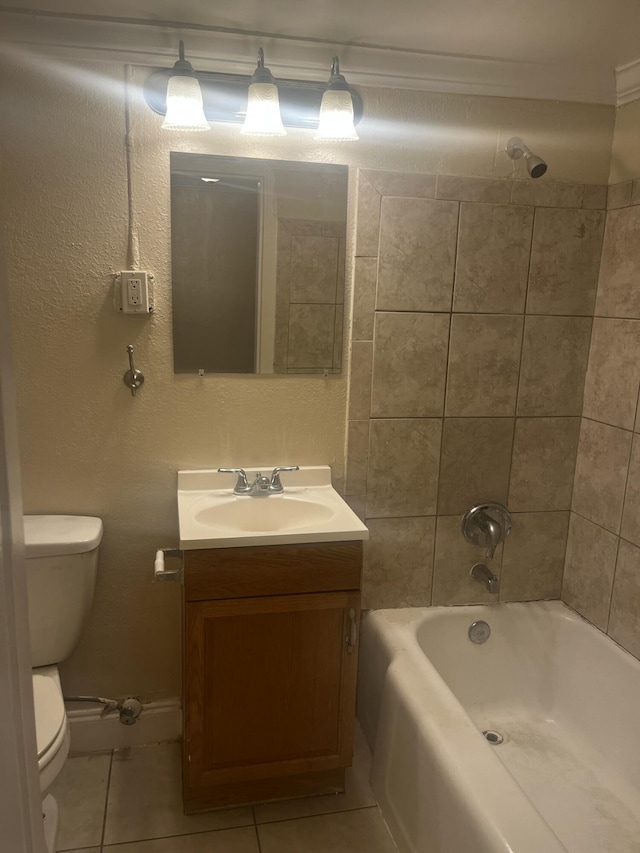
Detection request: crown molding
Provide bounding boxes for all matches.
[0,8,617,105]
[616,57,640,106]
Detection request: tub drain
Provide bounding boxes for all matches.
[482,730,504,745]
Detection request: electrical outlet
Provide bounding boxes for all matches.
[114,271,154,314]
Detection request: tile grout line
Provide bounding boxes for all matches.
[99,749,114,852]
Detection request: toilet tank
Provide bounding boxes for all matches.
[24,515,103,667]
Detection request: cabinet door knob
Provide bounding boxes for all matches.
[347,608,357,652]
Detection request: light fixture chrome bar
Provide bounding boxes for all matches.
[144,68,363,131]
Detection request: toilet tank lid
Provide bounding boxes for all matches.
[23,515,103,558]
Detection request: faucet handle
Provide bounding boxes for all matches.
[217,468,251,494]
[461,502,511,560]
[269,466,300,492]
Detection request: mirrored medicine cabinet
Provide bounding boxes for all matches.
[170,153,348,375]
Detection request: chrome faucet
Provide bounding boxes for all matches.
[462,502,511,560]
[218,466,299,497]
[470,563,500,594]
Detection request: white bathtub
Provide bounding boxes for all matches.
[357,600,640,853]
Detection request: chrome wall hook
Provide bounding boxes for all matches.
[123,344,144,397]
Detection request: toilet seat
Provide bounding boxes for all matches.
[33,673,65,763]
[32,667,70,792]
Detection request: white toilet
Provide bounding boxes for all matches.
[23,514,103,851]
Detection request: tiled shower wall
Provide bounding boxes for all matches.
[345,169,607,609]
[563,179,640,659]
[274,218,345,374]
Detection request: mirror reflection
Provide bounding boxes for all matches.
[170,153,348,375]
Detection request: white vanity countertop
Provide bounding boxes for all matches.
[178,465,369,550]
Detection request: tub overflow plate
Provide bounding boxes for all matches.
[468,620,491,644]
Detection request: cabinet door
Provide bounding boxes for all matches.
[183,591,360,809]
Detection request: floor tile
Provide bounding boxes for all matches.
[254,723,376,824]
[50,752,111,851]
[103,743,253,845]
[103,826,259,852]
[258,807,398,853]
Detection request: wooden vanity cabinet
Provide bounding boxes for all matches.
[182,540,362,813]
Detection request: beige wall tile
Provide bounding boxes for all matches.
[377,197,458,311]
[348,341,373,421]
[517,316,592,416]
[362,169,436,198]
[436,175,511,203]
[344,495,366,521]
[367,418,441,517]
[333,308,343,370]
[290,235,340,303]
[355,172,381,257]
[345,421,370,496]
[582,185,608,210]
[437,418,514,515]
[371,312,450,417]
[572,418,632,534]
[621,435,640,546]
[562,513,618,630]
[287,304,335,369]
[509,417,580,511]
[596,206,640,319]
[607,181,633,210]
[510,181,585,208]
[608,539,640,658]
[527,208,604,315]
[432,514,502,605]
[445,314,523,417]
[453,203,533,313]
[582,318,640,430]
[500,511,569,601]
[632,179,640,206]
[352,258,377,341]
[363,516,435,608]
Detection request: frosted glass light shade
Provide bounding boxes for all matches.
[242,82,286,136]
[315,90,358,141]
[162,75,209,131]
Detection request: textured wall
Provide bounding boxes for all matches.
[0,47,615,700]
[563,178,640,660]
[609,100,640,184]
[346,169,606,609]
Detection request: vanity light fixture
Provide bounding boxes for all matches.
[315,56,359,141]
[241,48,286,136]
[162,41,210,131]
[145,49,363,134]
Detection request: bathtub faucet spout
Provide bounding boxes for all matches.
[470,563,500,594]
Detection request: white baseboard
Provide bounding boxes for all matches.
[67,698,182,755]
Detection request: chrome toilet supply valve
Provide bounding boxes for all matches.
[123,344,144,397]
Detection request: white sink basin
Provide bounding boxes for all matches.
[194,496,335,533]
[178,466,368,549]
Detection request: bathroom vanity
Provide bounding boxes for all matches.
[167,466,368,812]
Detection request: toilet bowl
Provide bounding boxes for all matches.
[24,514,103,851]
[33,666,70,794]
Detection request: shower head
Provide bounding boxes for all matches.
[505,136,548,179]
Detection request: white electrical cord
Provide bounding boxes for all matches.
[124,64,140,271]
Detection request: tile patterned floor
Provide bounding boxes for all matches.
[50,724,398,852]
